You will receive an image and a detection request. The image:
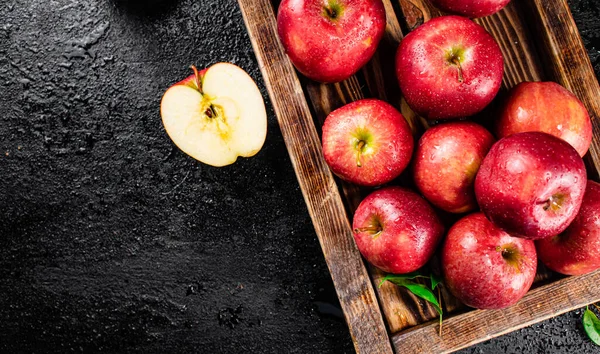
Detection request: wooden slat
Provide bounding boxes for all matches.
[236,1,393,353]
[474,2,544,88]
[521,0,600,179]
[392,270,600,353]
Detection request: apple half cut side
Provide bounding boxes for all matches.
[160,63,267,167]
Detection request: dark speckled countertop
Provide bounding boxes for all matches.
[1,0,599,353]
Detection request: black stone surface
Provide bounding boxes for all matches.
[0,0,599,353]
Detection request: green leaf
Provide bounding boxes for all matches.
[402,281,443,316]
[430,273,442,290]
[583,307,600,346]
[378,272,428,288]
[383,277,442,316]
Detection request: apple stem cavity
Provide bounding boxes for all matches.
[496,245,522,271]
[323,1,343,21]
[542,194,565,212]
[353,225,383,239]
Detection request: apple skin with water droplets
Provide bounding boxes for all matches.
[442,213,537,310]
[496,81,593,157]
[395,16,504,120]
[413,121,495,213]
[475,132,587,240]
[277,0,386,83]
[352,186,445,274]
[428,0,511,18]
[322,99,414,187]
[536,180,600,276]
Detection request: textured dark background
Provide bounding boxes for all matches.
[1,0,599,353]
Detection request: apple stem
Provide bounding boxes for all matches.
[356,140,366,168]
[593,303,600,312]
[353,226,382,234]
[190,65,203,93]
[450,57,464,83]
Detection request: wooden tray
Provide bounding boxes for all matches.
[237,0,600,352]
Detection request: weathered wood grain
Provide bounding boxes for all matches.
[521,0,600,178]
[392,270,600,353]
[237,1,393,353]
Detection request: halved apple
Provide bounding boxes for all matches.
[160,63,267,167]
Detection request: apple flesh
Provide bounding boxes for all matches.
[352,186,444,274]
[160,63,267,167]
[536,180,600,276]
[442,213,537,309]
[413,121,495,213]
[322,99,414,186]
[475,132,587,240]
[395,15,504,120]
[496,81,592,157]
[277,0,386,83]
[428,0,511,18]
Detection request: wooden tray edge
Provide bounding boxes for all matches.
[237,1,393,353]
[392,270,600,353]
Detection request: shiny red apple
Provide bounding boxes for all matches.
[442,212,537,309]
[413,121,495,213]
[536,180,600,276]
[395,15,503,120]
[428,0,511,18]
[277,0,386,83]
[475,132,587,240]
[322,99,414,186]
[352,186,444,274]
[496,81,592,157]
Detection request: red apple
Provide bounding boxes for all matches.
[277,0,386,83]
[161,64,267,167]
[442,213,537,309]
[352,186,444,274]
[475,132,587,240]
[536,180,600,276]
[322,99,414,186]
[413,121,495,213]
[496,81,592,157]
[428,0,511,18]
[395,15,504,120]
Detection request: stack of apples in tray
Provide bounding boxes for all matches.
[276,0,600,310]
